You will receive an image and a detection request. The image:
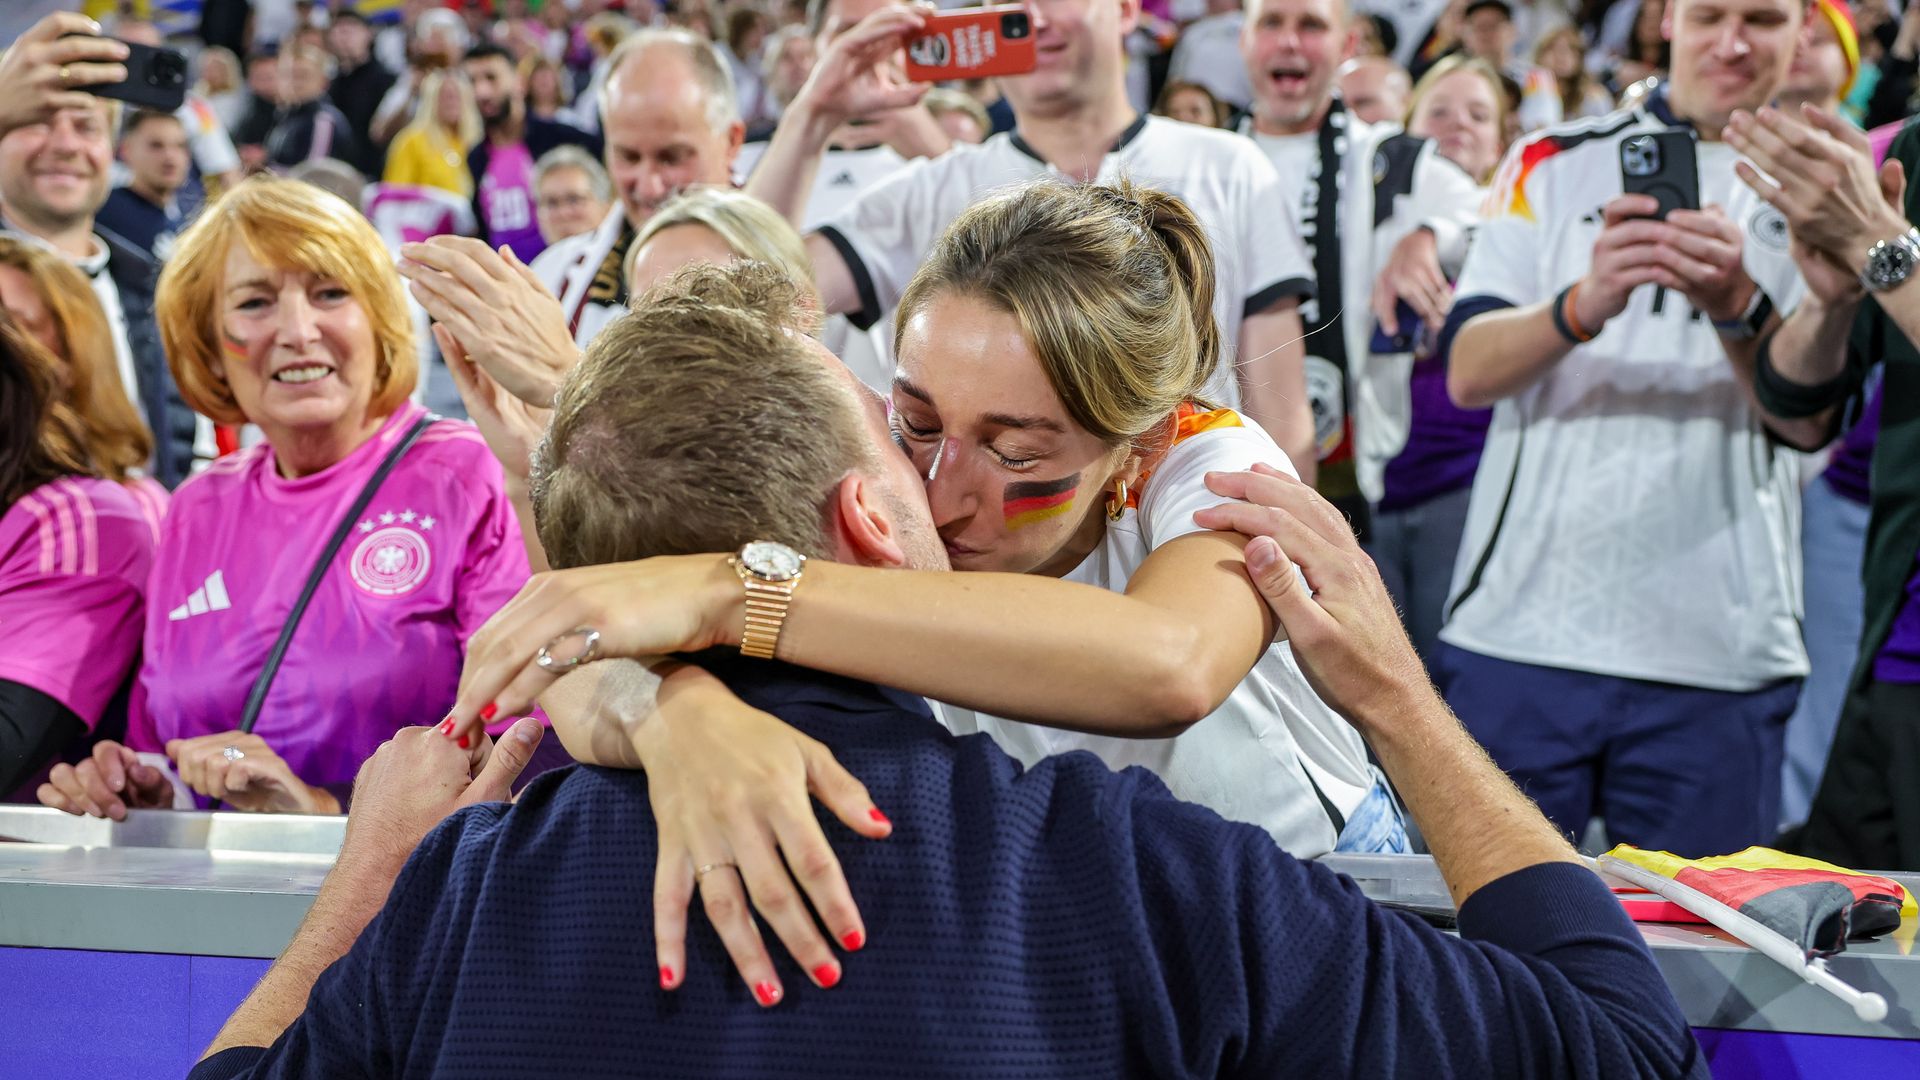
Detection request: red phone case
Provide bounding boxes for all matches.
[905,5,1038,82]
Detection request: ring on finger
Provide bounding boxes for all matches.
[695,861,737,880]
[57,65,71,85]
[536,625,602,672]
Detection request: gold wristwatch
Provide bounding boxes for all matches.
[730,541,806,659]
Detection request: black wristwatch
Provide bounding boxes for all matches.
[1711,287,1773,340]
[1862,227,1920,293]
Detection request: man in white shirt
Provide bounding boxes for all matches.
[749,0,1322,477]
[1436,0,1813,856]
[1237,0,1483,521]
[528,29,745,349]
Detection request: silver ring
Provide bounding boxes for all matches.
[535,626,602,672]
[695,861,736,880]
[222,746,245,762]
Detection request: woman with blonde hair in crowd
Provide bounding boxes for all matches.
[0,254,159,795]
[194,45,249,133]
[37,177,542,820]
[1533,26,1615,121]
[383,69,483,198]
[623,187,815,299]
[1405,53,1511,184]
[450,179,1403,996]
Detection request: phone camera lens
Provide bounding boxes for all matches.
[150,51,187,88]
[1002,12,1031,39]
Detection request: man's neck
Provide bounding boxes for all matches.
[0,199,101,260]
[1009,88,1139,181]
[488,109,527,147]
[1251,95,1332,138]
[128,179,176,209]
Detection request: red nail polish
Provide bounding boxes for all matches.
[437,718,455,736]
[753,981,782,1007]
[659,965,675,989]
[479,702,498,722]
[840,929,865,951]
[812,963,840,988]
[868,807,890,826]
[457,735,471,750]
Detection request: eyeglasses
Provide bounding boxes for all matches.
[537,192,595,211]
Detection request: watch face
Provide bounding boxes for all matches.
[1869,235,1920,290]
[740,541,804,581]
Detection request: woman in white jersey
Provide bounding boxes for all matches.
[452,179,1400,976]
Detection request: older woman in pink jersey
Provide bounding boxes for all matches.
[39,177,535,818]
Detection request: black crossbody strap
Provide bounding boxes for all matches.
[237,413,438,735]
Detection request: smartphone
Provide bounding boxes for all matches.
[1369,300,1425,354]
[1618,130,1699,220]
[64,36,190,113]
[905,5,1038,82]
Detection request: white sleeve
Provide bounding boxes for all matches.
[1237,149,1316,313]
[1453,134,1554,307]
[816,153,960,328]
[179,97,240,175]
[1135,424,1299,550]
[1411,147,1485,275]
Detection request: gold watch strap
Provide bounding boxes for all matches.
[740,577,796,659]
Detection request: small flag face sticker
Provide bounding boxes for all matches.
[1002,474,1079,531]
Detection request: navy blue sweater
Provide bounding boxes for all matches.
[193,661,1702,1079]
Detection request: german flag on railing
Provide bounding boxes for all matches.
[1603,846,1913,959]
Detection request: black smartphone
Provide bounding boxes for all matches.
[67,37,190,113]
[1619,130,1700,220]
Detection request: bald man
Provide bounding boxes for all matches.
[529,28,747,347]
[1336,55,1411,125]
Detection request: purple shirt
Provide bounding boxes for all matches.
[1876,566,1920,685]
[1378,345,1494,513]
[0,477,155,728]
[129,405,530,790]
[1821,381,1881,507]
[476,141,545,264]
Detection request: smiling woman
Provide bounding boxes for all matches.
[35,177,548,821]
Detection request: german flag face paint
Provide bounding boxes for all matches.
[1002,473,1079,532]
[220,328,250,363]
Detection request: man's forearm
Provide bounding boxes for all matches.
[1446,302,1575,409]
[201,847,409,1059]
[1357,685,1579,907]
[1756,293,1860,447]
[743,99,835,225]
[541,658,663,769]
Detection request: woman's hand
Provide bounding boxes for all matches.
[0,14,128,138]
[436,323,550,484]
[399,237,580,409]
[639,663,889,1004]
[37,740,172,819]
[165,732,340,814]
[450,555,742,737]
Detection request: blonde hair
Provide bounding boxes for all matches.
[156,177,417,426]
[895,180,1220,447]
[624,187,816,311]
[0,238,151,483]
[406,69,482,150]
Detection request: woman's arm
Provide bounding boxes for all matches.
[0,680,85,794]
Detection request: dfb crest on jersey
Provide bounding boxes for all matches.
[1747,204,1791,254]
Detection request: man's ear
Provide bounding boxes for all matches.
[832,472,910,568]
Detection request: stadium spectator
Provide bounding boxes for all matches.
[195,46,250,133]
[463,42,600,264]
[35,177,538,818]
[1336,54,1413,123]
[520,55,573,124]
[921,87,993,144]
[262,42,365,172]
[1155,79,1232,127]
[532,145,615,246]
[1533,24,1614,119]
[1438,0,1811,856]
[1168,0,1256,112]
[0,14,206,488]
[325,10,396,179]
[99,110,192,263]
[383,70,484,199]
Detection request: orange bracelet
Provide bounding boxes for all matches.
[1562,281,1599,343]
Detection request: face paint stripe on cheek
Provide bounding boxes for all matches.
[221,329,248,361]
[1002,473,1079,531]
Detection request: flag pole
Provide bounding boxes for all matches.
[1596,855,1889,1024]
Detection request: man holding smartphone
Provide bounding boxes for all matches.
[746,0,1323,480]
[1431,0,1813,857]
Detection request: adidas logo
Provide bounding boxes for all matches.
[828,170,858,187]
[168,570,231,621]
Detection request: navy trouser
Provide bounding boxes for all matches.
[1434,643,1800,857]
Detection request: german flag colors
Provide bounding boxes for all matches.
[1003,474,1079,531]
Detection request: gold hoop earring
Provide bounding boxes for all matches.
[1106,478,1129,522]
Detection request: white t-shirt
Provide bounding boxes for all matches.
[818,115,1315,411]
[1441,99,1809,691]
[1166,13,1254,112]
[736,141,909,390]
[933,416,1377,858]
[530,204,629,349]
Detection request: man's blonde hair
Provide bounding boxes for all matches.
[155,177,417,426]
[896,180,1221,447]
[533,263,865,570]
